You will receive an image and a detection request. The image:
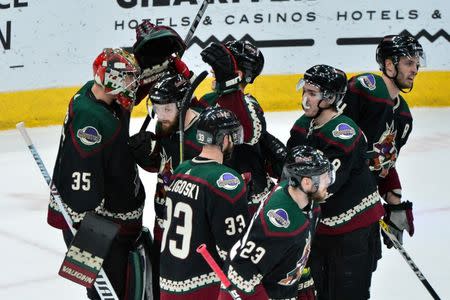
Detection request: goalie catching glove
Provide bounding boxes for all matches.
[382,200,414,248]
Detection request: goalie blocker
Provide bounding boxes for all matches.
[60,213,155,300]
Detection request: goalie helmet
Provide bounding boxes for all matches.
[298,64,347,109]
[376,34,425,74]
[149,72,191,108]
[225,40,264,84]
[92,48,140,110]
[283,145,333,188]
[196,107,244,146]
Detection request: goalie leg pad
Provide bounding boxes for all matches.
[124,227,155,300]
[58,212,119,288]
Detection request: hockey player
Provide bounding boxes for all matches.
[287,65,384,299]
[128,71,203,298]
[48,48,148,299]
[219,145,333,300]
[199,40,287,214]
[342,34,425,248]
[159,107,249,299]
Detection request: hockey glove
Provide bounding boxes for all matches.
[200,43,241,90]
[128,131,158,168]
[382,201,414,248]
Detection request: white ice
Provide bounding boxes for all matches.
[1,109,449,300]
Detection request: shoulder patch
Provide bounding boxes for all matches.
[332,123,356,140]
[357,74,376,91]
[267,208,290,228]
[216,172,240,190]
[77,126,102,145]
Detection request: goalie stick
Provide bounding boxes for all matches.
[16,122,119,300]
[379,219,441,300]
[196,244,242,300]
[139,0,209,132]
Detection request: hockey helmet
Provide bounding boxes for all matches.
[297,64,347,108]
[196,107,244,146]
[225,40,264,84]
[149,71,191,107]
[92,48,140,110]
[283,145,334,188]
[376,34,425,74]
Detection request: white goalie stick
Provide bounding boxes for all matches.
[139,0,209,132]
[16,122,119,300]
[379,219,441,300]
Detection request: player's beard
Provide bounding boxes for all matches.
[310,188,328,202]
[158,116,179,136]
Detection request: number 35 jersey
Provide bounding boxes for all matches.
[159,157,249,299]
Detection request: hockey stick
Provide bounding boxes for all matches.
[139,0,209,132]
[179,70,208,163]
[379,219,441,300]
[16,122,119,300]
[196,244,242,300]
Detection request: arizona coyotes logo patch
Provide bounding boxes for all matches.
[267,208,290,228]
[358,74,377,91]
[371,122,398,177]
[159,148,174,186]
[278,232,312,286]
[217,173,240,190]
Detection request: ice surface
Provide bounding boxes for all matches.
[1,108,449,299]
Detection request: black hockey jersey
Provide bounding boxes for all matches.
[159,157,249,300]
[287,114,383,235]
[221,182,320,299]
[200,91,275,213]
[343,73,413,178]
[49,81,145,235]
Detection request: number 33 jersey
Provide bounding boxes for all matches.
[159,157,249,300]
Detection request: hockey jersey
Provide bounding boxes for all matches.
[199,90,275,213]
[151,113,203,242]
[287,114,383,235]
[221,182,320,300]
[343,73,413,178]
[159,157,249,300]
[49,81,145,235]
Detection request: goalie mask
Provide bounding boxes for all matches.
[225,40,264,84]
[93,48,140,111]
[297,64,347,110]
[196,107,244,147]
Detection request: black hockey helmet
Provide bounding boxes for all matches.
[283,145,333,188]
[148,71,190,108]
[376,34,425,74]
[225,40,264,84]
[196,107,244,146]
[298,64,347,108]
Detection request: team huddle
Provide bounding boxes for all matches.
[48,20,425,300]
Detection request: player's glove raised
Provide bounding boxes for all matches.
[200,42,241,90]
[382,201,414,248]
